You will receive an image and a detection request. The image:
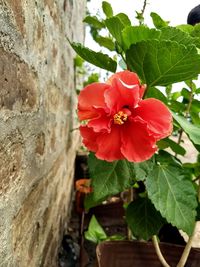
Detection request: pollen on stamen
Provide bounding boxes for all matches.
[113,111,128,125]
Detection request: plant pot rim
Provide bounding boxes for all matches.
[96,240,200,267]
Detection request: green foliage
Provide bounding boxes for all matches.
[85,215,107,243]
[116,13,131,26]
[126,197,165,240]
[133,157,154,181]
[105,16,125,45]
[70,42,117,72]
[145,87,167,104]
[126,40,200,86]
[83,16,105,29]
[85,153,134,209]
[102,1,113,18]
[172,112,200,145]
[72,1,200,241]
[83,73,99,86]
[150,12,169,29]
[94,36,115,51]
[122,26,159,50]
[146,157,197,235]
[157,138,186,156]
[85,215,125,243]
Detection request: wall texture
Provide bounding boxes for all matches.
[0,0,85,266]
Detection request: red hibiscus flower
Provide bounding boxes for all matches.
[78,70,172,162]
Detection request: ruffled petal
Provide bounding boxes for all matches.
[134,98,173,139]
[80,126,99,152]
[107,70,145,99]
[121,120,157,162]
[88,113,112,133]
[107,70,140,86]
[104,78,140,113]
[95,126,125,161]
[78,83,110,121]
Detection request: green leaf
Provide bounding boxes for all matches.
[146,87,167,104]
[83,16,105,29]
[126,40,200,86]
[165,138,186,156]
[181,88,190,100]
[126,197,165,240]
[84,215,107,243]
[102,1,113,18]
[146,163,197,235]
[122,26,159,50]
[176,24,194,34]
[105,16,124,45]
[160,27,200,49]
[95,35,115,51]
[172,112,200,145]
[169,100,185,113]
[116,13,131,26]
[85,153,134,209]
[150,12,169,29]
[133,157,155,181]
[191,24,200,38]
[107,235,125,241]
[70,42,117,72]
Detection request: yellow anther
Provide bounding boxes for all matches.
[113,111,128,125]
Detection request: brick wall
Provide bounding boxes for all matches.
[0,0,85,266]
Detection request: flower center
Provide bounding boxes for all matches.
[113,111,128,125]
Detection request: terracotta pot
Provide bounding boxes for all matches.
[96,240,200,267]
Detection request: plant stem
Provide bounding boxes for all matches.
[176,176,200,267]
[175,81,193,155]
[152,235,171,267]
[141,0,147,18]
[139,0,147,25]
[176,224,197,267]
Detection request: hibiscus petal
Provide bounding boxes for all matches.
[80,126,98,152]
[104,78,140,113]
[78,83,110,120]
[88,114,112,133]
[121,121,157,162]
[134,98,173,139]
[107,70,146,99]
[107,70,140,86]
[95,126,125,161]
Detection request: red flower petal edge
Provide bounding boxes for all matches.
[78,71,173,162]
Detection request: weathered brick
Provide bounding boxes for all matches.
[0,0,85,266]
[0,49,37,111]
[0,130,24,195]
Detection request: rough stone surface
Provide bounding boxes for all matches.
[0,0,85,266]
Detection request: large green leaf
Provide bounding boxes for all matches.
[126,40,200,86]
[70,42,117,72]
[126,197,165,240]
[122,26,199,51]
[133,157,154,181]
[122,26,159,50]
[105,16,125,45]
[172,112,200,145]
[85,153,134,209]
[160,27,200,49]
[146,163,197,235]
